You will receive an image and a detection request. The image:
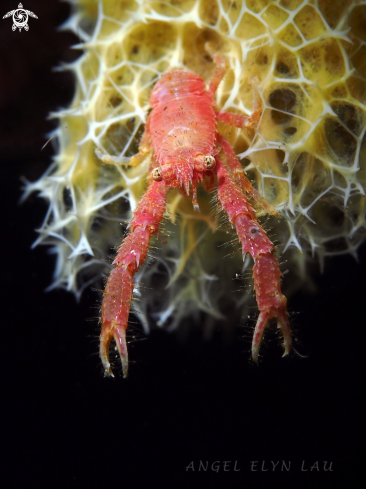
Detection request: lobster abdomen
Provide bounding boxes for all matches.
[150,71,217,165]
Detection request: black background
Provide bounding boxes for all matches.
[1,1,365,488]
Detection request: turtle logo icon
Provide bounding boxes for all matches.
[3,3,38,32]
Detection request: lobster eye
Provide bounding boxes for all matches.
[152,167,162,181]
[204,155,215,169]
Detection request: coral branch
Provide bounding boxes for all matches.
[100,180,167,377]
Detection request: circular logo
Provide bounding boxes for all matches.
[3,3,38,32]
[13,8,28,29]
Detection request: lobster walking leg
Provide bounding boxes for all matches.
[216,157,292,361]
[96,119,152,167]
[218,135,278,217]
[208,54,228,96]
[100,180,167,377]
[216,109,261,129]
[216,83,262,129]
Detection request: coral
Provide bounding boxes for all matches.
[26,0,366,356]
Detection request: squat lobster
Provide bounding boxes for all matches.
[96,55,292,377]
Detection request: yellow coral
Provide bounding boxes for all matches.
[28,0,366,335]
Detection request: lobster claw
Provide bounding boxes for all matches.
[251,306,292,363]
[100,321,129,378]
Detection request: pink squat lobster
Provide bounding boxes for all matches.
[96,55,292,377]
